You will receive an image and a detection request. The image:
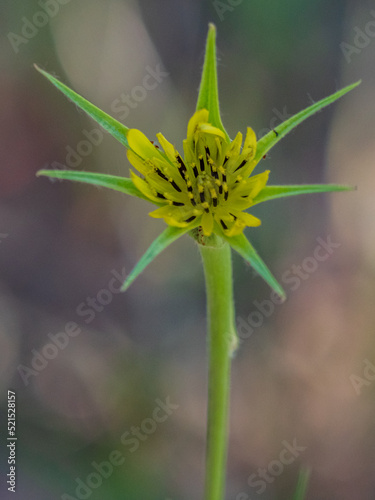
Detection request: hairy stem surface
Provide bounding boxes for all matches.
[200,239,237,500]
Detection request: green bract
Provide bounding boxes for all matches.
[36,23,359,300]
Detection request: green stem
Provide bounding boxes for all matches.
[199,238,238,500]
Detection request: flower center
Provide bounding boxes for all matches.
[182,145,229,213]
[196,172,219,211]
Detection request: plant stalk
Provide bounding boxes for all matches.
[200,239,237,500]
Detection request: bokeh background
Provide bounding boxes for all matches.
[1,0,375,499]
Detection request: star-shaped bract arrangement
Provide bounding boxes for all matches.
[36,24,359,299]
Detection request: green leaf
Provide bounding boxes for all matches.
[252,184,354,205]
[224,233,286,300]
[292,466,311,500]
[34,65,130,149]
[121,225,194,291]
[255,80,361,162]
[37,170,151,202]
[196,24,230,142]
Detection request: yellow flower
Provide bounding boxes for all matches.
[128,109,269,237]
[35,23,359,295]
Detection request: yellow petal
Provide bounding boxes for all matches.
[201,211,214,236]
[231,171,270,198]
[198,123,226,139]
[232,171,267,199]
[156,133,176,164]
[127,129,164,161]
[130,171,159,202]
[214,207,261,237]
[127,150,153,176]
[149,206,188,227]
[235,211,261,227]
[224,221,246,237]
[228,132,243,156]
[149,205,172,217]
[187,109,209,139]
[182,139,195,164]
[248,170,269,198]
[242,127,257,159]
[228,197,254,211]
[151,157,182,184]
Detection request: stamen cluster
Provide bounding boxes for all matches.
[128,109,269,237]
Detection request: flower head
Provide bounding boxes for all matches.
[128,109,269,237]
[35,24,359,297]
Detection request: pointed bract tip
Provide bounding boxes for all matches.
[208,23,216,33]
[36,169,51,178]
[34,64,49,78]
[347,79,361,91]
[334,185,356,192]
[120,281,130,292]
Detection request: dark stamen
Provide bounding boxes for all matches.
[192,164,198,177]
[220,219,228,230]
[204,208,209,213]
[190,198,196,206]
[185,216,196,223]
[176,154,187,179]
[176,154,186,169]
[155,168,168,181]
[224,191,229,201]
[199,156,205,172]
[200,191,205,203]
[156,192,166,199]
[210,164,218,179]
[170,180,182,192]
[219,185,223,194]
[172,201,184,207]
[223,155,229,166]
[234,159,247,173]
[213,198,218,207]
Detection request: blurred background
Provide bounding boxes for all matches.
[1,0,375,498]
